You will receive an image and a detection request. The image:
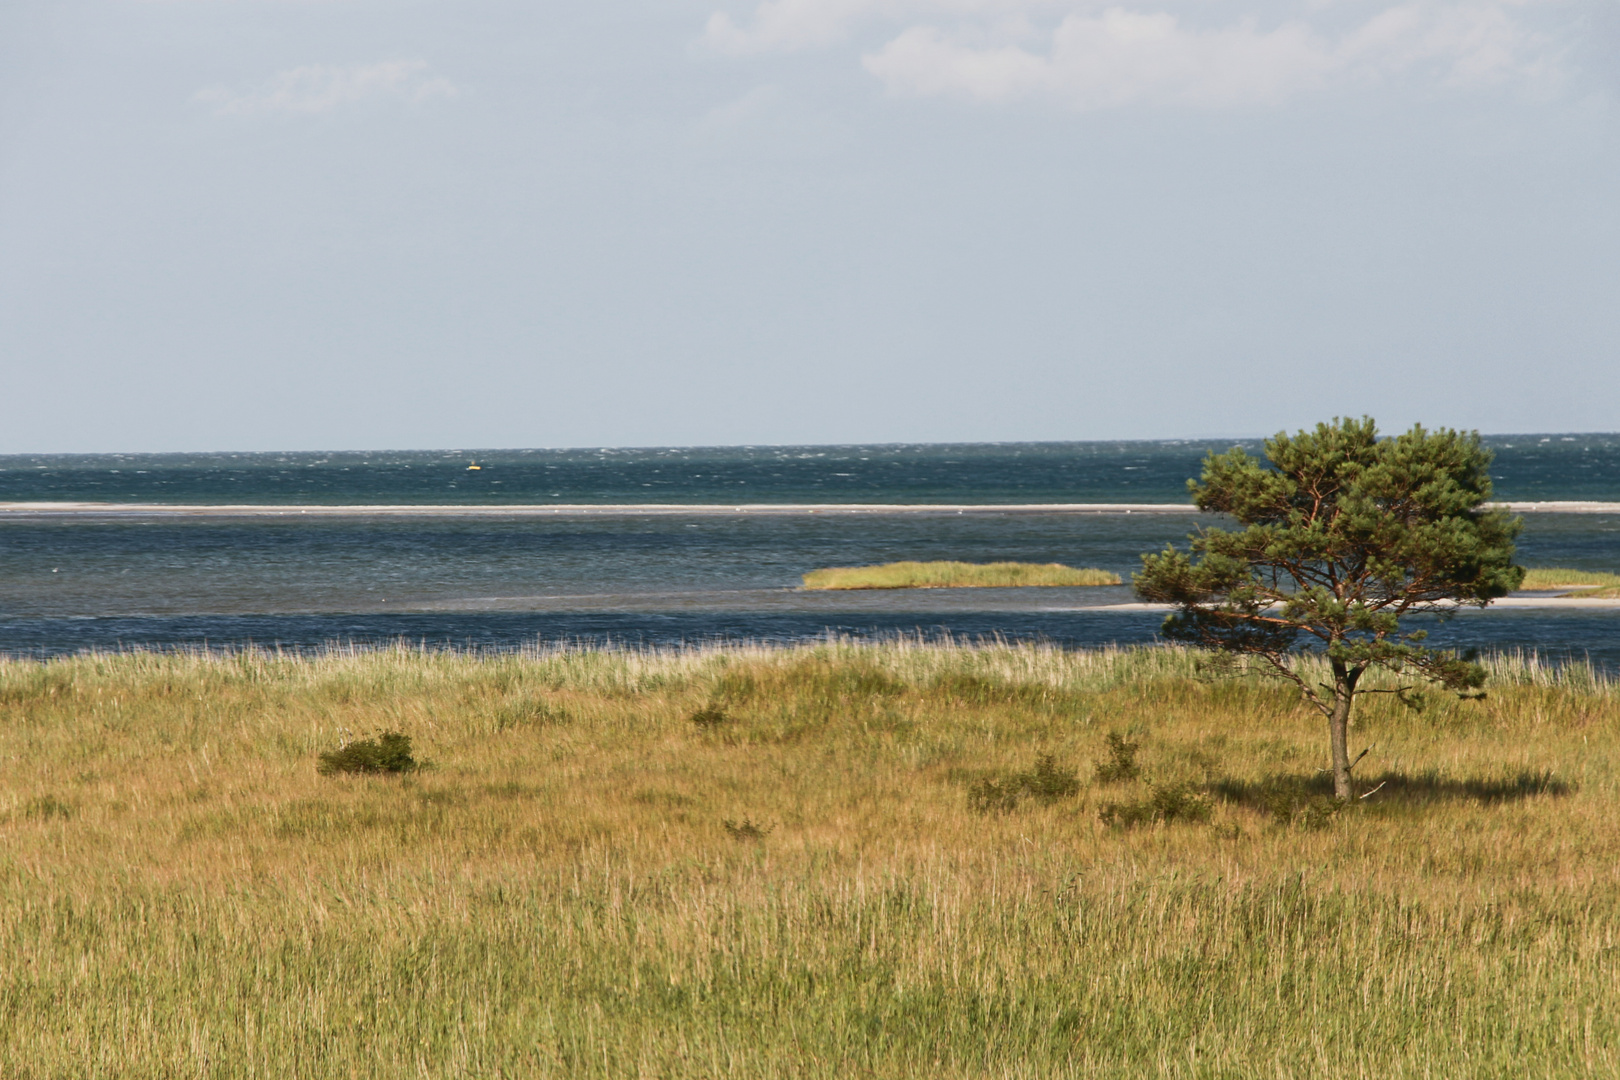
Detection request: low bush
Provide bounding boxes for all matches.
[1098,782,1212,828]
[968,754,1081,813]
[1023,754,1081,804]
[317,732,417,776]
[967,776,1023,814]
[688,705,730,729]
[1093,732,1141,783]
[721,817,771,841]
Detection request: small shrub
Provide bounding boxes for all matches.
[969,754,1081,814]
[317,732,417,776]
[689,705,730,729]
[1094,732,1141,783]
[722,817,772,841]
[968,776,1023,814]
[1149,782,1212,823]
[1024,754,1081,805]
[1099,782,1211,828]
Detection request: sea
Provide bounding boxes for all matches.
[2,436,1616,668]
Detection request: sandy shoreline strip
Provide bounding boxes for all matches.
[1,500,1615,517]
[1493,501,1620,513]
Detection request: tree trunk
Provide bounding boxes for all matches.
[1327,659,1360,800]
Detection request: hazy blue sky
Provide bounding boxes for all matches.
[2,0,1615,452]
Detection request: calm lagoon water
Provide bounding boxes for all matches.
[1,438,1615,666]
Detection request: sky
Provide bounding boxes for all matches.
[1,0,1616,453]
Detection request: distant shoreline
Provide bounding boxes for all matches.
[1,500,1615,517]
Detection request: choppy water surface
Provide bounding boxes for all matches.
[0,438,1615,665]
[3,435,1617,504]
[1,508,1615,666]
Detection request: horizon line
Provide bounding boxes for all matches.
[2,431,1617,458]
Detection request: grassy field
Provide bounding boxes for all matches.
[802,561,1120,590]
[1,640,1616,1078]
[1520,567,1620,590]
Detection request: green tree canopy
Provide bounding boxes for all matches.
[1134,417,1523,799]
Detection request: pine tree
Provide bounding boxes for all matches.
[1135,418,1524,799]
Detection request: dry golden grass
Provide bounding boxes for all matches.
[1,640,1616,1078]
[802,560,1120,590]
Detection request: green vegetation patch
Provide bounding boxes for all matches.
[1098,781,1213,828]
[802,560,1120,590]
[966,753,1082,813]
[316,731,417,776]
[1574,584,1620,599]
[1520,567,1620,590]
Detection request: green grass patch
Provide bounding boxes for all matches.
[316,731,417,775]
[802,560,1120,590]
[1520,567,1620,590]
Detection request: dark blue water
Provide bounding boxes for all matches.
[2,435,1616,504]
[3,609,1609,671]
[1,439,1615,666]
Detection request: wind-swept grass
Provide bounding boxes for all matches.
[1520,567,1620,589]
[802,560,1120,590]
[1575,585,1620,599]
[0,640,1615,1078]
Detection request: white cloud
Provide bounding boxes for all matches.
[866,10,1339,107]
[704,0,1571,107]
[194,60,457,117]
[703,0,1047,54]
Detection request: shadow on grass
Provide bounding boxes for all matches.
[1211,768,1574,817]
